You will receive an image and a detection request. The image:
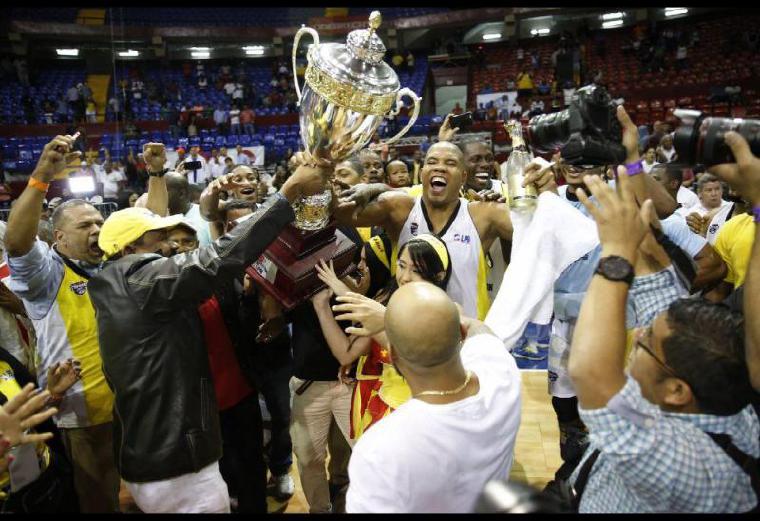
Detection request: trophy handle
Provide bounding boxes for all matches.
[293,26,320,105]
[375,88,422,148]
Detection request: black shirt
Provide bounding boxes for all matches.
[288,224,364,381]
[289,302,345,381]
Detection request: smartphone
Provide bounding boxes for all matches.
[450,112,473,131]
[185,160,202,171]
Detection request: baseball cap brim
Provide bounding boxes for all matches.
[99,208,185,259]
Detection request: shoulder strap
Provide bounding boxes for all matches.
[571,449,601,510]
[706,432,760,510]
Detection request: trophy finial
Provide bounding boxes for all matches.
[368,11,382,31]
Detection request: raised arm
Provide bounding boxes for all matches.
[142,143,169,217]
[311,288,371,366]
[335,186,414,240]
[198,173,247,222]
[617,106,678,218]
[708,131,760,390]
[5,135,79,257]
[569,169,652,409]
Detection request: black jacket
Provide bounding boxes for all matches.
[89,196,294,483]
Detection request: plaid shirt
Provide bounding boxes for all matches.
[573,377,759,513]
[628,266,689,329]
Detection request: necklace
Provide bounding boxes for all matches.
[415,371,473,397]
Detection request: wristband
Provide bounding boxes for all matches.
[753,205,760,223]
[27,177,50,193]
[147,169,169,178]
[624,160,643,176]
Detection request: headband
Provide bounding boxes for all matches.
[411,234,450,271]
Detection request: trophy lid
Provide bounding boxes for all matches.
[307,11,399,103]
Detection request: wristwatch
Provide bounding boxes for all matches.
[595,255,634,285]
[148,168,169,178]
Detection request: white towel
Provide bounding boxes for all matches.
[485,191,599,350]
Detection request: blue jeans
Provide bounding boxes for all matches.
[243,123,255,136]
[230,123,241,135]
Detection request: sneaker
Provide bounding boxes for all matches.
[511,341,547,361]
[270,473,295,500]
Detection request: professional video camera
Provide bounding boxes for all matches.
[673,109,760,167]
[527,84,627,166]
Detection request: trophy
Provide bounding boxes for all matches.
[247,11,422,310]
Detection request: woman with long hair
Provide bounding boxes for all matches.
[311,233,452,440]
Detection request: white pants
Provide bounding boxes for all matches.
[289,377,354,513]
[125,461,230,513]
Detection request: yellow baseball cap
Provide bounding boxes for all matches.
[99,207,185,259]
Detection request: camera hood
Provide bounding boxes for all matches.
[673,109,705,165]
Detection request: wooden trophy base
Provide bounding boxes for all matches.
[246,222,358,311]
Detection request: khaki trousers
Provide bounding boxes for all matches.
[60,421,120,513]
[289,377,354,513]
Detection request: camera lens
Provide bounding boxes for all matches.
[674,113,760,167]
[527,110,573,154]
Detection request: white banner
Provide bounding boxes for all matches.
[476,91,516,110]
[163,145,265,170]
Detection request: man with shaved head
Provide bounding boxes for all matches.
[165,171,213,246]
[338,140,556,319]
[345,282,522,513]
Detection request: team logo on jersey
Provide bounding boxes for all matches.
[709,224,719,235]
[0,368,14,381]
[410,222,419,236]
[452,233,471,245]
[70,281,88,296]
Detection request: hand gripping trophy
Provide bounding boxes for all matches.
[247,11,421,309]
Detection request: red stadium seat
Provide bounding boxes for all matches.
[730,106,747,118]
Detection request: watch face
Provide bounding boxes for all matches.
[600,256,634,280]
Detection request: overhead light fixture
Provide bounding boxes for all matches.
[482,33,502,41]
[601,12,624,21]
[118,49,139,57]
[191,51,210,59]
[243,45,265,56]
[56,48,79,57]
[530,28,550,36]
[189,47,209,51]
[665,7,688,16]
[602,20,624,29]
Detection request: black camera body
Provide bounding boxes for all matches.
[673,109,760,167]
[527,84,626,166]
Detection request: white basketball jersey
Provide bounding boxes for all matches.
[398,197,489,319]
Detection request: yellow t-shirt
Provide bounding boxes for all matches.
[517,73,534,90]
[713,213,756,288]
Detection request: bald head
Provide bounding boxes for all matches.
[165,172,191,215]
[427,141,464,165]
[385,282,461,368]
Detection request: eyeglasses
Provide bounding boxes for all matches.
[635,339,680,378]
